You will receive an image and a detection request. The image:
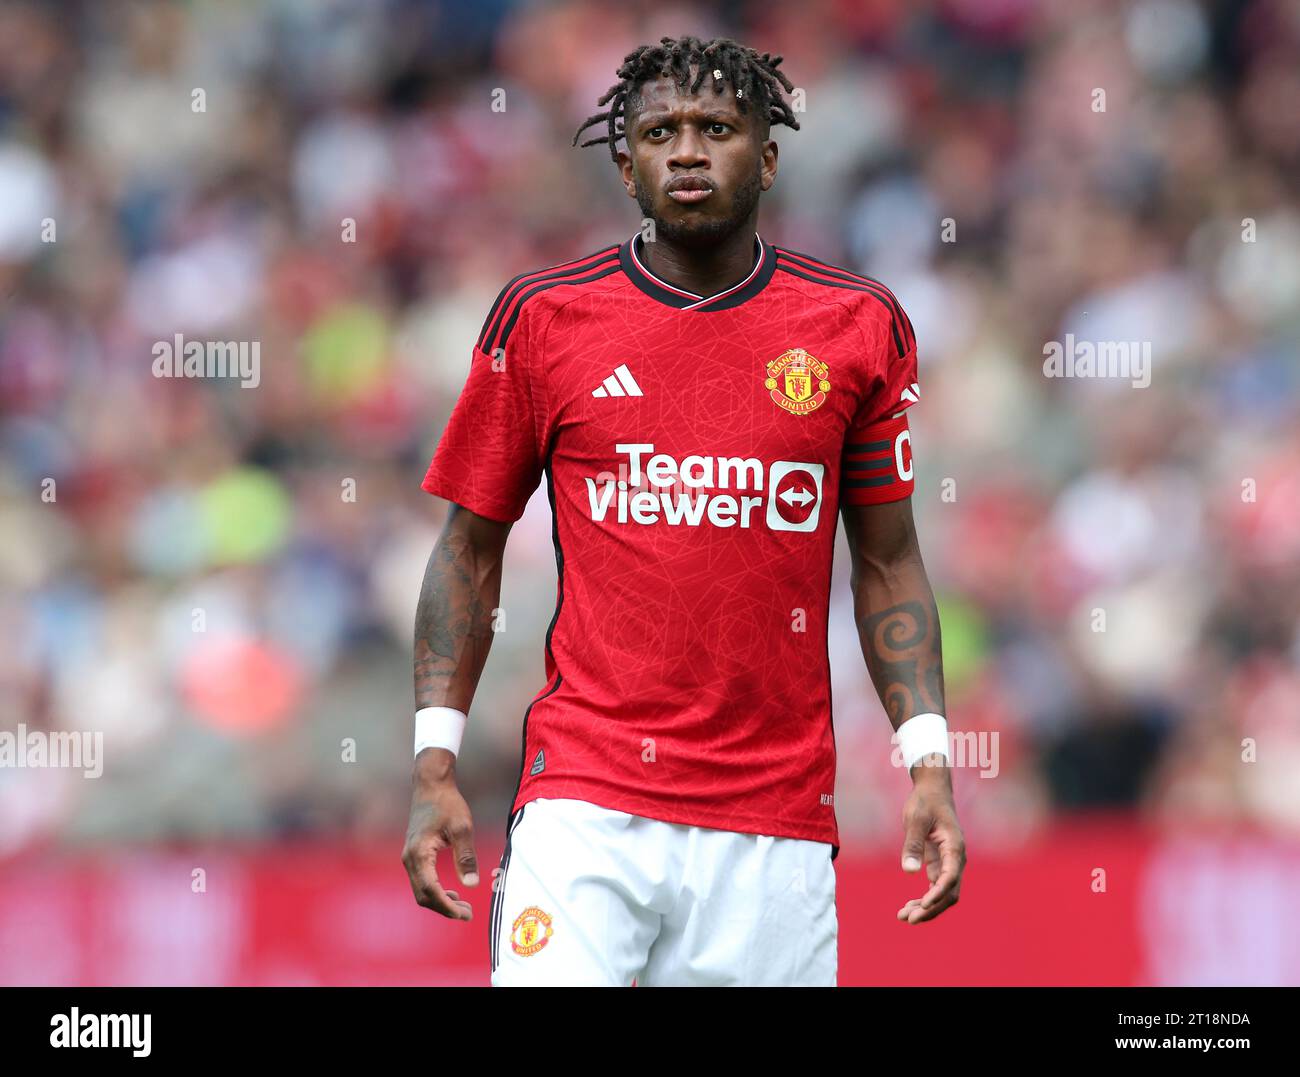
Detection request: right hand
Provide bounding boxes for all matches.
[401,749,479,920]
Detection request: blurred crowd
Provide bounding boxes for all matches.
[1,0,1298,859]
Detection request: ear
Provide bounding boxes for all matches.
[760,138,778,192]
[616,148,637,199]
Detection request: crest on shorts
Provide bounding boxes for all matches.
[766,349,829,415]
[510,905,554,957]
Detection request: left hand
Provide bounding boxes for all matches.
[897,761,966,923]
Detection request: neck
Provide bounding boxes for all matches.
[639,223,759,298]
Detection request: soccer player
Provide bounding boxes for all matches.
[401,35,965,986]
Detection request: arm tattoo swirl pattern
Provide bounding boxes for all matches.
[859,599,945,727]
[413,534,495,708]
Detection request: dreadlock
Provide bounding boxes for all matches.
[572,35,799,162]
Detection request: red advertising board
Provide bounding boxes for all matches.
[1,820,1296,986]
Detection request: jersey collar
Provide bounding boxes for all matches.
[619,231,777,312]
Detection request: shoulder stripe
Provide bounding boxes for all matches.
[478,245,620,354]
[491,260,622,354]
[775,247,913,345]
[774,248,914,353]
[775,261,907,359]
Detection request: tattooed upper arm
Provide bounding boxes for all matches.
[445,502,513,551]
[840,498,918,573]
[412,503,513,709]
[840,499,943,726]
[858,599,944,725]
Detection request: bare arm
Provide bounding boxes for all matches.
[841,497,965,923]
[403,503,512,921]
[841,498,946,733]
[414,503,511,722]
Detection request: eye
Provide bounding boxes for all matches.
[646,126,669,139]
[706,122,731,135]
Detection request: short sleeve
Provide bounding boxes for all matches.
[840,295,919,507]
[421,300,546,523]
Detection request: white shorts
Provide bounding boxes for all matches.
[489,797,838,986]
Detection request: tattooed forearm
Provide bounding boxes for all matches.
[413,528,501,710]
[857,597,945,729]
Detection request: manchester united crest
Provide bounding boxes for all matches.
[510,905,554,957]
[765,349,829,415]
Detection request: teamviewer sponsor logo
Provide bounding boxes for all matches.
[582,443,823,532]
[766,460,824,532]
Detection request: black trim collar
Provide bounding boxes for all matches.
[619,231,777,312]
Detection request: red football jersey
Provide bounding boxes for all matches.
[422,231,919,857]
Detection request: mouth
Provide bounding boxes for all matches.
[666,176,714,204]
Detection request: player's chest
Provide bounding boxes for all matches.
[541,307,862,463]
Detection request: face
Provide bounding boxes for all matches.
[616,69,778,249]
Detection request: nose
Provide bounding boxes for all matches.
[667,125,710,171]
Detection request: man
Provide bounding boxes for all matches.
[402,35,965,987]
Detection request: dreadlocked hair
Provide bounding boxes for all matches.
[572,35,799,161]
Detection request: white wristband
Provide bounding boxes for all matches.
[415,706,467,760]
[896,712,949,769]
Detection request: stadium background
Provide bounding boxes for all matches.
[1,0,1298,985]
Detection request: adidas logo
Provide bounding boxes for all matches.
[592,363,643,398]
[891,381,921,418]
[530,748,546,776]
